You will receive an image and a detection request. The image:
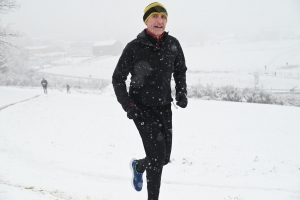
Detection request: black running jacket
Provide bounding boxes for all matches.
[112,29,187,111]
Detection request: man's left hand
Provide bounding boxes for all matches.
[176,92,188,108]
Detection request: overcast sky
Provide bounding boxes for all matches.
[1,0,300,43]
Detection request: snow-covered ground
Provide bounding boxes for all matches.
[1,38,300,199]
[1,86,300,200]
[37,39,300,90]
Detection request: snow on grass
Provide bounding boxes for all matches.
[37,39,300,90]
[0,86,300,200]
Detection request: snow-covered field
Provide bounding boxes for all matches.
[36,39,300,92]
[1,86,300,200]
[1,38,300,200]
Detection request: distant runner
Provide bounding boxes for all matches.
[66,84,71,94]
[41,78,48,94]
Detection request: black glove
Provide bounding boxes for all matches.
[176,92,188,108]
[126,104,143,119]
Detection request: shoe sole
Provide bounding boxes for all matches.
[129,158,137,191]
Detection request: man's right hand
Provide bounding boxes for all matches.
[126,104,143,119]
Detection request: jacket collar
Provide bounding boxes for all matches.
[146,29,165,40]
[137,29,169,48]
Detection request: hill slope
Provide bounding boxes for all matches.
[0,87,300,200]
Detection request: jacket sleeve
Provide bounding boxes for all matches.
[173,40,187,96]
[112,44,134,111]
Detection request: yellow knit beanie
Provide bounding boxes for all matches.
[143,2,168,24]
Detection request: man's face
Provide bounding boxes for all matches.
[146,13,167,37]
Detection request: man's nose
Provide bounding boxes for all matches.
[156,16,163,23]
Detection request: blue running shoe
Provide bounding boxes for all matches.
[130,159,143,191]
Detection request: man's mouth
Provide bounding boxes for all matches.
[154,26,163,28]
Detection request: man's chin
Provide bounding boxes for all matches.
[153,30,164,36]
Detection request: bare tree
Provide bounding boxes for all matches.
[0,25,20,49]
[0,0,20,49]
[0,0,19,14]
[0,0,22,84]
